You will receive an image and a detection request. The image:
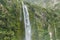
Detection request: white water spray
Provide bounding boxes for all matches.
[22,2,31,40]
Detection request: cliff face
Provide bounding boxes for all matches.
[0,0,60,40]
[24,1,60,40]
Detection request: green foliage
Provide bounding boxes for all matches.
[0,0,60,40]
[0,0,21,40]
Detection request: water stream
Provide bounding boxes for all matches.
[22,2,31,40]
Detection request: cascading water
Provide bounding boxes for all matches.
[22,2,31,40]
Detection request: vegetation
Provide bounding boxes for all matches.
[0,0,60,40]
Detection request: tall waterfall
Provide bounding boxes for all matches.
[22,2,31,40]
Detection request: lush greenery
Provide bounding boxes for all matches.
[0,0,60,40]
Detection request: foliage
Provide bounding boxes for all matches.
[0,0,60,40]
[0,0,21,40]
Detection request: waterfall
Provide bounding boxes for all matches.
[22,2,31,40]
